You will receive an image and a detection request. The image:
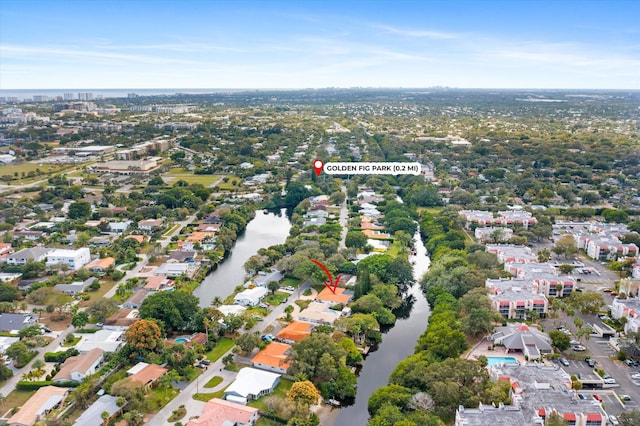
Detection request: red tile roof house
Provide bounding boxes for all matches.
[187,398,259,426]
[251,342,291,374]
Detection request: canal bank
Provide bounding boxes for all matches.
[193,208,292,307]
[332,230,431,426]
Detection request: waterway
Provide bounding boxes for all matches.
[333,229,431,426]
[193,209,291,307]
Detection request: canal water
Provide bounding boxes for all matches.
[193,209,291,307]
[333,230,431,426]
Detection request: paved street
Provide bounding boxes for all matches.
[0,328,73,397]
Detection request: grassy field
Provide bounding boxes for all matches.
[215,174,242,190]
[0,163,82,185]
[166,168,222,186]
[79,279,117,307]
[146,385,179,413]
[205,337,235,362]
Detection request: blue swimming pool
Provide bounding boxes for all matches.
[174,337,189,343]
[486,356,519,366]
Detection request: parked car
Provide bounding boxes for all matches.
[604,378,616,384]
[593,394,603,402]
[572,345,586,352]
[609,415,619,425]
[4,358,12,366]
[200,359,211,366]
[586,358,596,368]
[619,394,631,401]
[630,373,640,380]
[577,393,587,400]
[559,357,570,367]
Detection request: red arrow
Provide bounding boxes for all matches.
[311,259,341,294]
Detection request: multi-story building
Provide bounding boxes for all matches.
[611,297,640,333]
[486,244,538,264]
[45,247,91,270]
[488,286,548,319]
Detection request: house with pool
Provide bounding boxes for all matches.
[491,324,553,361]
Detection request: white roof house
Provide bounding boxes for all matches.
[224,367,281,405]
[45,247,91,270]
[217,305,247,316]
[234,287,268,307]
[75,330,124,353]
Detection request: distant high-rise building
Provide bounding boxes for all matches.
[78,92,94,101]
[64,93,75,100]
[127,93,139,98]
[33,95,49,102]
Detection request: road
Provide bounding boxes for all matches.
[103,214,198,299]
[0,329,73,398]
[146,280,312,426]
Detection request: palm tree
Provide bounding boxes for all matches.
[211,296,223,307]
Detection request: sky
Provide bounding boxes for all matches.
[1,0,639,90]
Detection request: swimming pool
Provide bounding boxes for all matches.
[486,356,519,366]
[174,337,189,343]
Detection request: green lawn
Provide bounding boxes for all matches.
[0,389,36,416]
[205,337,235,362]
[0,163,71,183]
[204,375,224,388]
[281,277,301,288]
[193,384,230,402]
[146,385,179,413]
[248,378,294,411]
[264,291,289,306]
[166,168,221,186]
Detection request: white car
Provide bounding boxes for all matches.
[631,373,640,380]
[609,415,619,425]
[604,378,616,384]
[4,358,12,366]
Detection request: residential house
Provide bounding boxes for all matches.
[361,229,391,239]
[154,262,190,277]
[55,277,97,295]
[7,386,68,426]
[224,367,281,405]
[4,247,50,266]
[0,313,36,333]
[138,218,164,233]
[13,230,45,241]
[125,234,146,244]
[251,342,291,374]
[187,398,259,426]
[143,276,173,291]
[104,308,139,331]
[234,287,268,307]
[296,301,342,325]
[45,247,91,270]
[75,329,124,353]
[88,235,113,247]
[73,395,123,426]
[127,362,168,391]
[195,223,221,232]
[123,288,149,309]
[168,251,196,263]
[85,256,116,274]
[108,221,131,233]
[275,321,313,344]
[52,348,103,383]
[316,287,353,306]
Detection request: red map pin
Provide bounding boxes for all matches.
[313,159,324,176]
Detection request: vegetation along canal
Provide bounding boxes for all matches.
[334,229,431,426]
